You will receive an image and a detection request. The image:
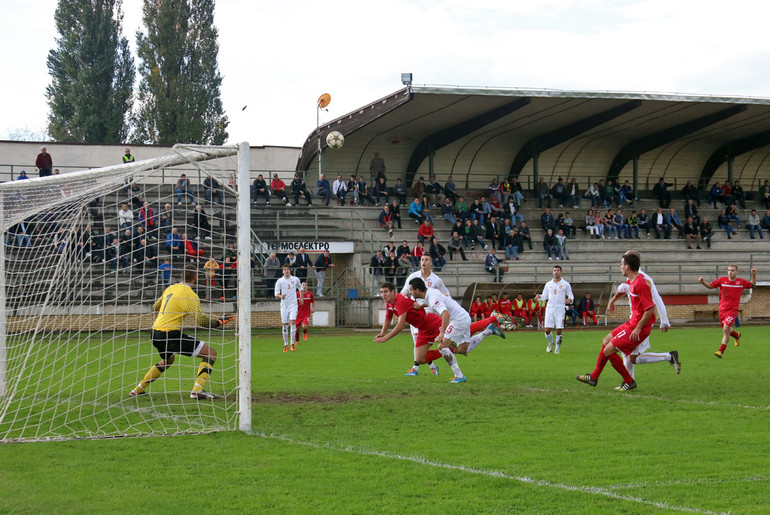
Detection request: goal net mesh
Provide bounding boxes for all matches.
[0,144,246,442]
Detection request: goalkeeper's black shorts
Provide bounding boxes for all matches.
[151,330,204,360]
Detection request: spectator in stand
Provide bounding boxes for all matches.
[76,224,94,260]
[290,173,312,207]
[550,177,567,207]
[11,221,32,247]
[158,259,173,288]
[565,299,581,326]
[203,174,224,205]
[763,209,770,231]
[518,221,533,250]
[203,257,221,293]
[441,198,457,225]
[615,209,630,239]
[700,216,713,248]
[586,182,601,207]
[316,173,332,206]
[683,217,702,249]
[93,226,112,262]
[182,232,204,260]
[410,241,425,266]
[484,216,503,250]
[499,178,513,205]
[331,175,347,205]
[747,209,764,239]
[567,178,581,208]
[138,201,157,240]
[536,177,552,208]
[252,174,271,205]
[357,176,377,206]
[578,293,598,326]
[428,236,446,271]
[175,174,194,205]
[726,202,741,228]
[417,220,434,243]
[555,228,570,260]
[717,208,734,239]
[604,209,618,239]
[126,182,144,209]
[263,252,281,297]
[223,241,237,263]
[369,250,385,278]
[36,146,53,177]
[370,152,387,184]
[107,236,129,270]
[593,210,606,239]
[346,175,359,205]
[732,180,746,209]
[393,178,407,205]
[626,210,640,239]
[487,178,502,205]
[158,203,174,238]
[540,207,555,232]
[443,176,458,204]
[585,208,599,238]
[390,199,403,229]
[313,249,333,297]
[618,180,634,208]
[681,180,700,206]
[396,240,411,259]
[563,212,576,239]
[383,250,398,284]
[374,177,390,205]
[760,180,770,210]
[504,196,524,226]
[271,173,290,206]
[468,296,484,322]
[543,227,557,261]
[165,227,183,261]
[485,248,505,282]
[721,181,734,207]
[602,179,615,208]
[395,253,411,289]
[192,204,212,240]
[412,176,427,202]
[294,246,311,282]
[638,208,650,238]
[509,177,525,207]
[16,170,29,180]
[118,203,133,230]
[684,199,700,225]
[426,177,444,207]
[652,177,672,208]
[408,197,425,224]
[447,230,467,261]
[452,195,467,223]
[136,238,158,273]
[470,218,488,250]
[505,228,524,261]
[119,228,134,262]
[707,182,724,209]
[379,204,395,238]
[653,207,671,239]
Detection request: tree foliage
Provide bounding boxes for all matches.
[46,0,135,143]
[133,0,229,145]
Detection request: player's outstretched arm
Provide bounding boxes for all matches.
[374,313,407,343]
[698,276,715,289]
[750,267,757,287]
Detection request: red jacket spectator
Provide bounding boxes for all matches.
[496,296,513,316]
[417,221,434,243]
[469,298,485,320]
[183,236,204,258]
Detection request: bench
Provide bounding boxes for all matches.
[693,305,742,321]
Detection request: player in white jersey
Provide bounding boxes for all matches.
[400,255,450,375]
[275,264,303,352]
[409,277,505,383]
[535,265,573,354]
[607,254,680,384]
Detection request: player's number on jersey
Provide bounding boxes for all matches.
[159,293,174,315]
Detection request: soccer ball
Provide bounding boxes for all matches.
[326,131,344,149]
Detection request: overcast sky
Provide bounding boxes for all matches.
[3,0,770,148]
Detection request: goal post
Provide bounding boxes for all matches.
[0,143,252,442]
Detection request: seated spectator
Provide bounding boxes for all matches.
[408,197,425,224]
[485,216,503,250]
[486,178,502,205]
[666,207,683,238]
[652,207,671,239]
[175,174,194,205]
[760,180,770,210]
[158,258,173,288]
[107,236,129,270]
[138,201,157,240]
[680,180,700,206]
[700,217,713,248]
[369,250,385,277]
[504,197,524,225]
[468,198,484,224]
[602,179,615,208]
[158,203,173,238]
[191,204,212,240]
[707,182,724,209]
[135,238,158,273]
[203,257,221,291]
[12,221,32,247]
[683,217,702,249]
[417,220,434,243]
[732,180,746,209]
[382,250,398,284]
[565,300,581,326]
[684,199,699,225]
[540,207,555,232]
[127,182,144,209]
[626,210,640,239]
[16,170,29,180]
[747,209,764,240]
[316,173,332,206]
[578,293,598,326]
[379,204,395,237]
[518,221,533,250]
[412,176,427,201]
[165,227,183,260]
[543,227,557,260]
[271,173,290,206]
[447,230,467,261]
[499,178,513,206]
[555,228,570,260]
[346,175,359,205]
[393,178,407,205]
[410,241,425,267]
[586,182,602,207]
[638,208,650,238]
[652,177,672,208]
[441,176,458,204]
[604,209,618,239]
[726,203,741,228]
[426,176,444,207]
[119,228,134,261]
[614,209,630,239]
[509,177,525,207]
[428,236,446,271]
[618,180,634,208]
[562,211,576,239]
[469,218,488,250]
[762,209,770,231]
[585,208,599,238]
[203,174,224,205]
[118,203,133,230]
[717,208,734,239]
[374,177,390,205]
[390,199,403,228]
[566,178,581,208]
[330,175,347,205]
[290,173,312,206]
[357,176,377,206]
[182,232,204,260]
[535,177,552,208]
[511,293,531,326]
[454,195,469,222]
[503,228,523,261]
[485,248,504,282]
[441,198,457,224]
[396,240,411,260]
[252,174,271,205]
[721,181,734,206]
[550,177,567,207]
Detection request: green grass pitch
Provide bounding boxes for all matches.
[1,326,768,513]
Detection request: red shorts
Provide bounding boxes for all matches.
[611,321,653,355]
[719,310,738,328]
[415,320,441,348]
[295,314,310,327]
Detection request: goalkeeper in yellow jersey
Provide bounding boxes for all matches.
[130,265,234,400]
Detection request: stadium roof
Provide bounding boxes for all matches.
[297,86,770,190]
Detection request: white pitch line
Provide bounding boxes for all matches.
[605,475,767,491]
[248,430,722,515]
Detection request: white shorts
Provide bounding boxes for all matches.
[281,304,298,324]
[544,306,566,329]
[443,318,471,345]
[629,337,651,356]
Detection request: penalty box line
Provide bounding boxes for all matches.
[249,430,719,514]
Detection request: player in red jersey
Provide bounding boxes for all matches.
[699,264,756,358]
[469,296,486,322]
[496,292,513,317]
[295,282,315,344]
[512,292,530,327]
[576,251,655,391]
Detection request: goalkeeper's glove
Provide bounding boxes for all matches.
[219,313,235,326]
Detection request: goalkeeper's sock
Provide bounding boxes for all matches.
[136,365,163,393]
[192,361,214,393]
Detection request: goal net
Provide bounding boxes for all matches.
[0,143,252,442]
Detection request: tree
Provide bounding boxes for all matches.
[134,0,229,145]
[46,0,135,144]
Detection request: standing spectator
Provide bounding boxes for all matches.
[252,174,271,205]
[316,173,332,206]
[122,147,135,164]
[383,250,399,284]
[684,217,702,249]
[332,175,347,205]
[428,236,446,271]
[263,252,281,298]
[747,209,764,239]
[717,209,735,239]
[313,249,333,297]
[485,248,505,282]
[138,201,157,240]
[543,228,557,261]
[369,250,385,277]
[175,174,195,205]
[447,230,467,261]
[165,227,183,261]
[370,152,386,183]
[535,177,552,208]
[203,174,224,205]
[270,173,290,206]
[191,204,212,240]
[294,247,311,282]
[700,216,713,248]
[203,257,221,292]
[555,228,570,260]
[653,207,671,239]
[652,177,672,208]
[680,180,700,205]
[118,203,133,230]
[578,293,598,326]
[290,173,312,206]
[36,146,53,177]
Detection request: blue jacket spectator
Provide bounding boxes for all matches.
[316,174,332,205]
[484,249,504,282]
[540,208,555,231]
[16,170,29,180]
[408,198,424,224]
